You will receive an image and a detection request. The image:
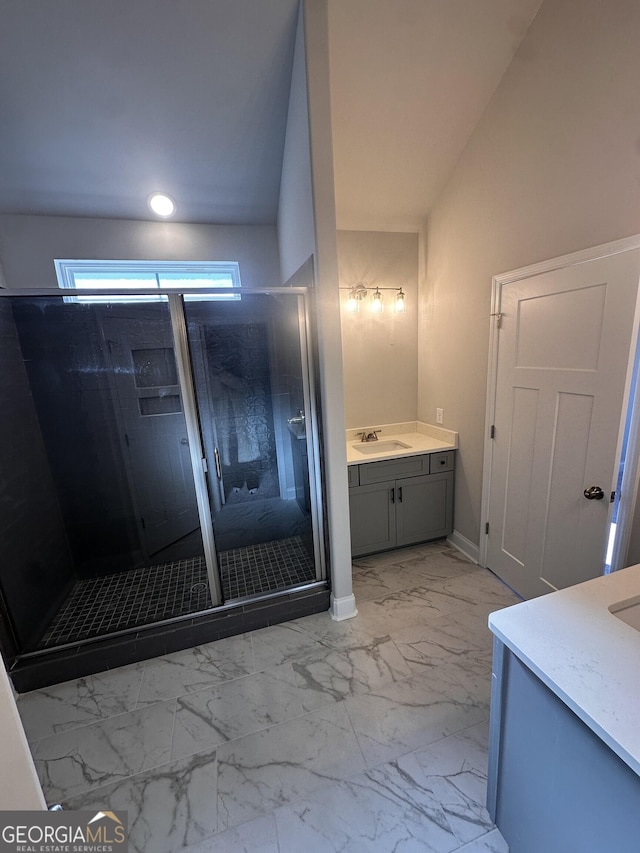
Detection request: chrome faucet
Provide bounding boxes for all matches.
[287,410,305,425]
[358,429,380,442]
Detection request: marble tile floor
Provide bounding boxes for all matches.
[17,540,520,852]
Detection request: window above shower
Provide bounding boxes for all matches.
[54,259,242,302]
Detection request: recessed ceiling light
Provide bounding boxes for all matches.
[148,192,175,217]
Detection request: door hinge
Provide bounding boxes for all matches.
[490,425,495,439]
[611,490,616,503]
[485,522,490,535]
[202,457,208,474]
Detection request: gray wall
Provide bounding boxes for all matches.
[419,0,640,548]
[277,4,315,284]
[277,0,353,612]
[338,230,418,428]
[0,214,280,291]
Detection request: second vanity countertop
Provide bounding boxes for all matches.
[345,421,458,466]
[489,564,640,776]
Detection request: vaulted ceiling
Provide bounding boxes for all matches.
[0,0,543,230]
[328,0,543,230]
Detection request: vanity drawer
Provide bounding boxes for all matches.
[429,451,455,473]
[358,454,427,485]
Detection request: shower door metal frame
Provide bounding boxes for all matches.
[168,293,223,606]
[294,290,327,582]
[1,285,327,619]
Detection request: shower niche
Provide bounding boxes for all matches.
[0,287,327,686]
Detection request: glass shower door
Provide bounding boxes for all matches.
[183,291,322,601]
[3,295,220,652]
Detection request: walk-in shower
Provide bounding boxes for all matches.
[0,286,326,683]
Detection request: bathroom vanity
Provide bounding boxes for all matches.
[346,422,457,557]
[487,565,640,853]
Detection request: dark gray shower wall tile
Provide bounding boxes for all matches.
[17,662,146,742]
[67,747,218,853]
[136,634,255,706]
[33,699,176,803]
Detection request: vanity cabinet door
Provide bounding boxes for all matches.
[396,471,453,546]
[348,454,455,557]
[349,480,396,556]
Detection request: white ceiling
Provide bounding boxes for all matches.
[0,0,299,224]
[0,0,543,230]
[328,0,544,231]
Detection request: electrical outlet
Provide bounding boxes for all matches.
[436,408,444,424]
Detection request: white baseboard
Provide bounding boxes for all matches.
[447,529,479,564]
[329,593,358,621]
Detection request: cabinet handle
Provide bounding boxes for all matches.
[390,488,395,504]
[398,486,403,502]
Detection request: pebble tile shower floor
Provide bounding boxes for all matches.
[38,536,315,648]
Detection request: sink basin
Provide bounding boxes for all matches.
[353,440,411,455]
[609,595,640,631]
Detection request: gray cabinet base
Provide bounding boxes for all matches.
[489,640,640,853]
[348,453,454,558]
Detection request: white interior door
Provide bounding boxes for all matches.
[484,248,640,599]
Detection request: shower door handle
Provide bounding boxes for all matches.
[213,447,222,480]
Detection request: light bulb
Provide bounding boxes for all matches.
[347,294,359,312]
[148,193,175,217]
[395,289,406,313]
[370,288,383,314]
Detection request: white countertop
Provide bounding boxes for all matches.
[489,565,640,776]
[346,421,458,465]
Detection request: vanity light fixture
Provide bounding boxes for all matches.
[346,283,367,313]
[370,287,383,314]
[340,283,407,315]
[148,192,176,217]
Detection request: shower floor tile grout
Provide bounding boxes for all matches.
[38,537,315,649]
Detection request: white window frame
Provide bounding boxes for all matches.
[54,259,242,302]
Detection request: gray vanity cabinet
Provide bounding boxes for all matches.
[348,452,454,557]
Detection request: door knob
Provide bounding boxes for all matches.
[180,437,189,446]
[583,486,605,500]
